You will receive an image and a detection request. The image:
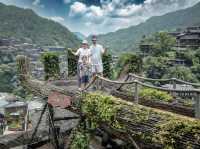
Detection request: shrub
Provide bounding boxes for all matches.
[116,53,142,78]
[70,128,89,149]
[68,49,78,76]
[103,52,113,78]
[163,66,199,83]
[41,52,60,80]
[139,88,173,102]
[144,56,168,79]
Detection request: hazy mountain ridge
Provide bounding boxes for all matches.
[97,2,200,54]
[0,3,80,48]
[74,32,86,40]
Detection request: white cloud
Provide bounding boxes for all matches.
[64,0,71,4]
[32,0,44,8]
[32,0,40,6]
[69,2,87,17]
[69,0,200,35]
[50,16,65,23]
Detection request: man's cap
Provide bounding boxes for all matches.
[92,35,97,41]
[82,40,88,44]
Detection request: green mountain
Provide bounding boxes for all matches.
[97,2,200,54]
[74,32,86,40]
[0,3,80,48]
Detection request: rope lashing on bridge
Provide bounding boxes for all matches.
[129,73,200,87]
[81,74,200,93]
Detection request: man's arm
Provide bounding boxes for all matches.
[100,45,106,54]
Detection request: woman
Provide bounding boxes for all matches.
[73,40,91,89]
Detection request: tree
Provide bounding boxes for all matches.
[176,50,196,66]
[116,53,142,78]
[140,32,176,56]
[191,64,200,82]
[41,52,60,80]
[144,56,168,79]
[103,52,113,79]
[0,64,16,92]
[163,66,198,83]
[195,48,200,63]
[68,49,78,76]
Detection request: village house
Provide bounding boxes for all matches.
[170,26,200,49]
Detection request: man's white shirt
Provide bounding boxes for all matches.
[90,44,104,66]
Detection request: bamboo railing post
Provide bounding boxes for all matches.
[16,55,30,81]
[195,92,200,119]
[171,78,177,97]
[172,79,176,90]
[134,81,139,103]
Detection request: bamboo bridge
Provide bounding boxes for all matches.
[0,55,200,149]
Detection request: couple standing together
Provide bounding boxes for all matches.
[74,35,106,89]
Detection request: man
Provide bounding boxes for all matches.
[90,35,106,89]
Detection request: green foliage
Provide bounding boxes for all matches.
[82,92,121,129]
[141,32,176,56]
[195,48,200,62]
[155,119,200,149]
[191,64,200,81]
[70,128,90,149]
[176,51,195,66]
[152,32,176,56]
[68,50,78,76]
[0,64,16,92]
[116,53,142,78]
[0,3,80,47]
[163,66,198,83]
[41,52,60,80]
[103,52,113,78]
[12,86,31,99]
[144,56,168,79]
[139,88,173,102]
[82,93,200,148]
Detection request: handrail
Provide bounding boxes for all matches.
[129,73,171,82]
[173,78,200,87]
[129,73,200,87]
[81,75,200,93]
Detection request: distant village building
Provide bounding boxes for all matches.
[0,93,29,134]
[0,38,21,46]
[45,46,65,52]
[170,26,200,49]
[167,59,186,66]
[0,38,10,46]
[139,43,154,56]
[4,102,28,132]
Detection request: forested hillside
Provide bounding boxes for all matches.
[0,3,80,48]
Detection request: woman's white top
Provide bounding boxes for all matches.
[75,48,91,63]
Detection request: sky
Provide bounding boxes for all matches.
[0,0,200,36]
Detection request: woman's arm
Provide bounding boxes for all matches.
[69,48,79,56]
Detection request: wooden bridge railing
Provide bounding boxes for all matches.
[16,54,200,119]
[129,73,200,87]
[115,73,200,118]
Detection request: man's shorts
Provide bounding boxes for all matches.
[81,75,89,83]
[92,64,103,73]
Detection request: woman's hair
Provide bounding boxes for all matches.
[82,55,87,63]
